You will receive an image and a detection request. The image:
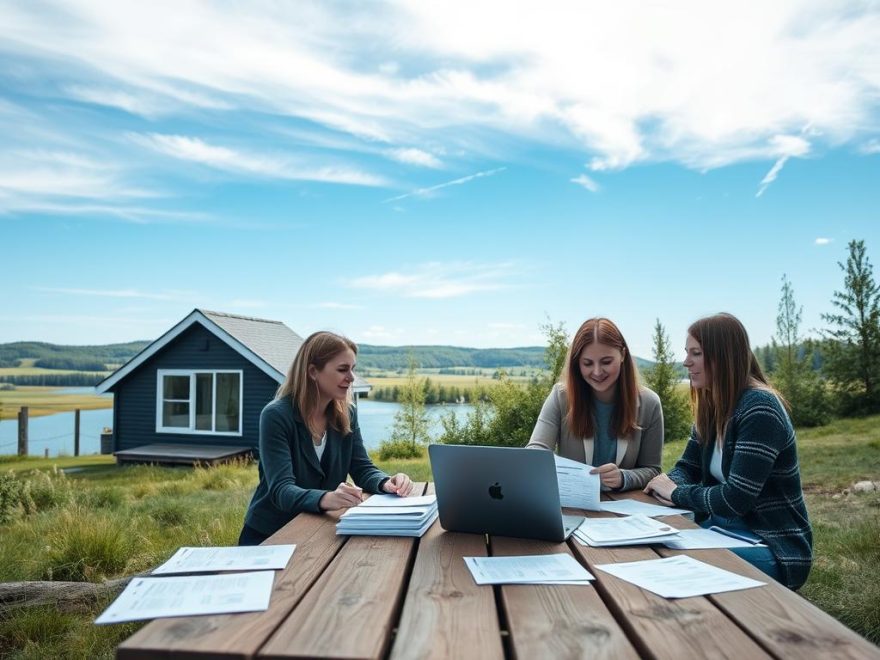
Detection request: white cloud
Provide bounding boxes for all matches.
[386,148,443,168]
[1,2,879,176]
[133,133,387,186]
[32,286,197,301]
[815,237,833,245]
[756,134,812,197]
[384,167,505,203]
[860,139,880,154]
[350,261,516,298]
[571,173,600,192]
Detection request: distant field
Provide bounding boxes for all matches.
[0,366,94,377]
[0,386,112,420]
[365,372,534,389]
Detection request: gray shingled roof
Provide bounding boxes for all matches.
[200,310,370,390]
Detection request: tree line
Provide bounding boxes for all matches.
[378,239,880,458]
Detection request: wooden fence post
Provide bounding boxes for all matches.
[74,409,81,457]
[18,406,28,456]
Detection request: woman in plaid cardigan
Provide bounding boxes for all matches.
[644,313,812,589]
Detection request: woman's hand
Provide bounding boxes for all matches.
[590,463,623,489]
[382,473,414,497]
[320,482,363,511]
[644,473,677,505]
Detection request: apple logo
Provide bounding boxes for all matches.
[488,482,503,500]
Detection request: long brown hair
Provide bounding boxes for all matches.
[688,313,785,445]
[276,331,357,438]
[563,318,640,439]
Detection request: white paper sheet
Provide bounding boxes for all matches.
[598,499,693,518]
[463,553,595,585]
[662,528,767,550]
[594,555,765,598]
[358,494,437,508]
[94,571,276,624]
[554,455,601,511]
[152,545,296,575]
[575,515,678,545]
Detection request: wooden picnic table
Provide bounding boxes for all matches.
[117,484,879,659]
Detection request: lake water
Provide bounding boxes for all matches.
[0,399,474,457]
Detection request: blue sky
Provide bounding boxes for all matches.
[2,1,879,360]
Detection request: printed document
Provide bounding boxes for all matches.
[554,455,601,511]
[598,499,692,518]
[464,553,595,585]
[594,555,765,598]
[662,527,767,550]
[357,494,438,508]
[573,515,679,547]
[95,571,275,624]
[152,545,296,575]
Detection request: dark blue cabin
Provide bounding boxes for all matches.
[95,309,371,463]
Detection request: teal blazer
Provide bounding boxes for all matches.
[243,397,389,537]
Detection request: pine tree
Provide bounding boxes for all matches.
[821,239,880,415]
[388,356,431,454]
[643,319,691,443]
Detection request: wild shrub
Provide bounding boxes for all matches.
[0,471,24,524]
[78,486,124,509]
[23,468,72,513]
[377,438,426,460]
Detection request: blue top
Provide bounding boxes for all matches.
[591,399,617,466]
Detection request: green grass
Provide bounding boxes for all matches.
[0,386,113,420]
[0,416,878,657]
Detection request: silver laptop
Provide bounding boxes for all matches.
[429,444,584,542]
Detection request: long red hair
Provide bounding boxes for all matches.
[563,318,640,439]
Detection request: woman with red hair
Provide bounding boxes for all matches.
[527,317,663,491]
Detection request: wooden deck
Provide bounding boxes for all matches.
[116,485,880,659]
[113,443,252,466]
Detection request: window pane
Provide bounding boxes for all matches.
[195,373,213,431]
[163,375,190,400]
[215,373,240,432]
[163,401,189,428]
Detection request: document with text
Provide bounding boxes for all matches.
[554,455,601,511]
[95,571,276,624]
[464,553,595,585]
[598,499,692,518]
[594,555,765,598]
[152,545,296,575]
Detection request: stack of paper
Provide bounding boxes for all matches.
[573,515,680,547]
[464,553,595,585]
[336,494,439,537]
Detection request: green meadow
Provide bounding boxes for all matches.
[0,415,878,658]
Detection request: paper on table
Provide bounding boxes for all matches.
[358,494,437,508]
[464,553,595,585]
[94,571,276,624]
[594,555,765,598]
[662,528,767,550]
[598,499,693,518]
[152,545,295,575]
[574,515,679,546]
[554,455,601,511]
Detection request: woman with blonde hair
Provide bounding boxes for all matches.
[239,331,413,545]
[527,317,663,491]
[644,313,812,589]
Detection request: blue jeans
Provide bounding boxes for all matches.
[699,514,782,583]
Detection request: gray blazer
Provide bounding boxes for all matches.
[527,383,664,491]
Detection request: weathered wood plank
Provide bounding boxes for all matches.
[569,511,769,660]
[257,484,427,660]
[657,516,880,660]
[492,534,639,660]
[389,484,504,660]
[116,509,348,659]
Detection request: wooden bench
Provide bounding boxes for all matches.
[117,487,880,659]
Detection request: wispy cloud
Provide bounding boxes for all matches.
[756,135,811,197]
[133,133,387,186]
[860,139,880,155]
[32,286,197,301]
[571,173,600,192]
[384,167,506,203]
[815,237,833,245]
[315,302,364,310]
[350,261,516,298]
[386,148,443,168]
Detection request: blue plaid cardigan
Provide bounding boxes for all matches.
[669,388,813,589]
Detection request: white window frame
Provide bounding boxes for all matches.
[156,369,243,436]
